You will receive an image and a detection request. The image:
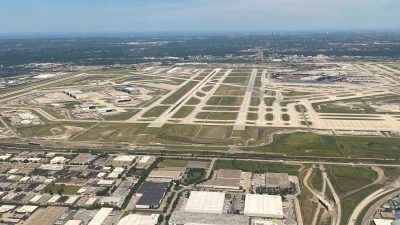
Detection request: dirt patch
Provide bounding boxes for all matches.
[47,126,85,140]
[202,127,228,139]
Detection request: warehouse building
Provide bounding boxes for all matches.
[112,155,136,167]
[64,90,87,99]
[23,206,68,225]
[135,181,170,209]
[87,208,114,225]
[79,104,97,111]
[117,214,160,225]
[50,156,68,164]
[98,108,113,113]
[265,173,290,189]
[184,191,225,214]
[169,211,249,225]
[65,220,83,225]
[136,156,156,169]
[244,194,283,219]
[148,168,186,181]
[115,96,132,103]
[116,86,140,95]
[373,219,393,225]
[69,153,98,165]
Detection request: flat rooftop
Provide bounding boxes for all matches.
[184,191,225,214]
[244,194,283,219]
[136,181,170,207]
[265,173,290,188]
[169,211,249,225]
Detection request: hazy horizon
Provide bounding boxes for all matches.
[1,0,399,34]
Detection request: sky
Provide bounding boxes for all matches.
[0,0,399,34]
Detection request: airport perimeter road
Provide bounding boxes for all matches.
[348,188,394,225]
[206,158,217,179]
[360,189,400,225]
[325,173,341,225]
[2,142,400,168]
[234,69,257,130]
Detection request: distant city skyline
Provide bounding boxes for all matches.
[0,0,399,34]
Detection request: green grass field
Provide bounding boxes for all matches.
[326,165,377,194]
[185,168,206,184]
[264,97,276,106]
[41,107,67,119]
[16,122,94,138]
[161,81,198,104]
[206,96,243,106]
[16,124,66,137]
[247,113,258,121]
[282,114,290,121]
[214,84,246,96]
[250,97,260,106]
[201,86,213,92]
[158,159,189,167]
[295,104,307,113]
[215,160,300,175]
[202,106,240,111]
[310,168,323,192]
[186,97,201,105]
[248,132,400,158]
[249,132,341,157]
[265,113,274,121]
[172,106,195,118]
[299,171,319,225]
[103,110,139,121]
[44,184,81,195]
[152,124,233,145]
[73,123,148,142]
[282,91,312,97]
[196,112,237,120]
[340,184,383,225]
[223,76,248,84]
[142,106,169,117]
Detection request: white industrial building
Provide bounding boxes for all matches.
[50,156,68,164]
[64,89,87,99]
[244,194,283,219]
[88,207,113,225]
[373,219,393,225]
[117,214,160,225]
[184,191,225,214]
[15,205,38,214]
[169,211,249,225]
[112,155,136,167]
[148,170,184,181]
[116,86,140,95]
[64,220,83,225]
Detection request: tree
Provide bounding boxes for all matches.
[57,187,64,196]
